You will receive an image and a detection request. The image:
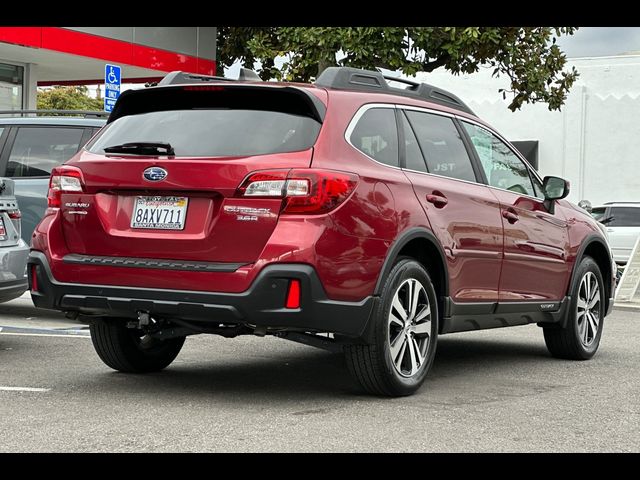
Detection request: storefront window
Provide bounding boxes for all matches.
[0,63,24,110]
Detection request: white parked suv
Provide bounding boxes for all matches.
[591,202,640,264]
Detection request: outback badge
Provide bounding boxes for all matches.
[143,167,168,182]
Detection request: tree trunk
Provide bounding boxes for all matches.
[317,58,335,78]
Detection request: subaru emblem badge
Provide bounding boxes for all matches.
[143,167,168,182]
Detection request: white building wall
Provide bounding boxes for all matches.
[415,55,640,205]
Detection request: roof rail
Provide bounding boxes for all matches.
[314,67,474,115]
[0,109,108,118]
[158,69,263,86]
[603,201,640,205]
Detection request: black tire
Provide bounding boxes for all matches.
[345,258,439,396]
[90,319,185,373]
[544,256,605,360]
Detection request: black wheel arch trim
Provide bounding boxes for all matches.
[568,234,613,303]
[374,227,449,297]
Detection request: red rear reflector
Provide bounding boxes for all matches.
[285,279,301,309]
[30,265,38,292]
[7,209,21,219]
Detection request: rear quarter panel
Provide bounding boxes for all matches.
[308,92,430,300]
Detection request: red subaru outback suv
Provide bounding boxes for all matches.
[28,68,615,396]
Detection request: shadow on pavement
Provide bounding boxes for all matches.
[75,334,553,401]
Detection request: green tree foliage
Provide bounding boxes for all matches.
[37,85,103,112]
[217,27,579,111]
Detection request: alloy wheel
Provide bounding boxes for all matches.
[576,271,600,347]
[388,278,432,377]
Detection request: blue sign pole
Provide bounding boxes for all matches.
[104,64,121,113]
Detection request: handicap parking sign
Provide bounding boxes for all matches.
[104,64,121,113]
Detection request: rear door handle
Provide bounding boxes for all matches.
[426,193,448,208]
[502,209,519,224]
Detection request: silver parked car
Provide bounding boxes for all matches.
[591,202,640,265]
[0,177,29,303]
[0,110,107,243]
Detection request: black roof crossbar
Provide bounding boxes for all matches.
[158,68,263,86]
[314,67,474,116]
[0,109,108,118]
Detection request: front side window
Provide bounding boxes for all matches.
[349,107,399,167]
[462,122,536,197]
[7,127,84,177]
[607,207,640,227]
[404,110,477,182]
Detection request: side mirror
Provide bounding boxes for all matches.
[542,176,570,200]
[542,176,570,214]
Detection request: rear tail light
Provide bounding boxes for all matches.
[47,166,85,208]
[237,169,358,214]
[7,209,21,239]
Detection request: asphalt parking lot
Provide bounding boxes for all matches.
[0,293,638,452]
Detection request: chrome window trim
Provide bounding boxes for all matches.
[401,167,489,189]
[395,104,456,118]
[344,102,549,204]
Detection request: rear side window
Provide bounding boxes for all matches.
[6,127,84,177]
[608,207,640,227]
[349,108,399,167]
[404,110,476,182]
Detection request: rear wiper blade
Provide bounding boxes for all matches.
[103,142,175,156]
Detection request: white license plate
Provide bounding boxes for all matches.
[131,196,188,230]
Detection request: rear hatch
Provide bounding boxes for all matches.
[59,84,325,264]
[0,178,22,248]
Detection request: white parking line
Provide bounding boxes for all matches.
[0,386,50,392]
[0,332,89,339]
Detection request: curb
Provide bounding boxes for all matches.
[612,304,640,313]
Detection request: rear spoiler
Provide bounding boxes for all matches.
[108,83,326,124]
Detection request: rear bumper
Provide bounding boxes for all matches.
[28,250,375,338]
[0,240,29,302]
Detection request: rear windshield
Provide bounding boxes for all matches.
[86,109,321,157]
